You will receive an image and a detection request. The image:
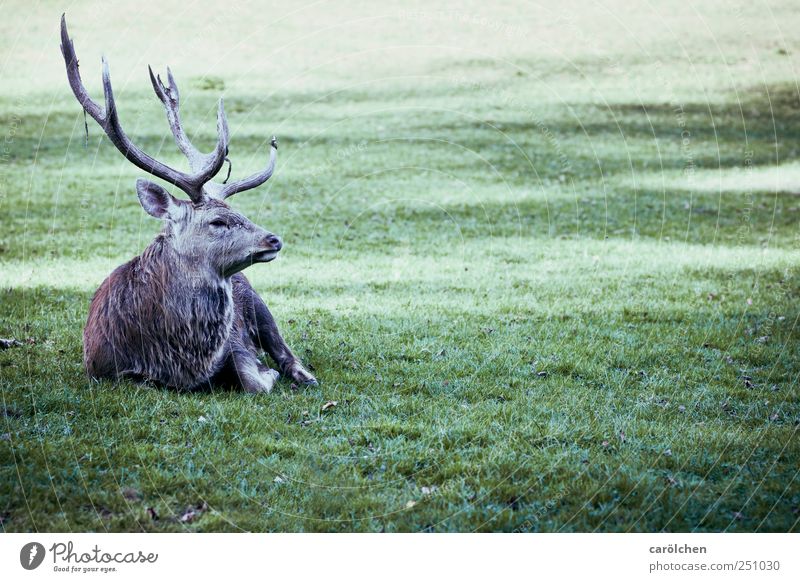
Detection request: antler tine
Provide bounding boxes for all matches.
[60,15,103,124]
[215,137,278,200]
[148,65,230,195]
[149,66,206,172]
[194,99,230,186]
[148,66,199,167]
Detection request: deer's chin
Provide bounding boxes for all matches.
[222,251,279,277]
[252,250,279,263]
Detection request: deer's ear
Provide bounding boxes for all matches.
[136,179,181,219]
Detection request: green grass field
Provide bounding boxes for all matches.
[1,0,799,532]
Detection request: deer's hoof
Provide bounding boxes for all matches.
[288,362,317,387]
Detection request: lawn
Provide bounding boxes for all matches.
[1,0,799,532]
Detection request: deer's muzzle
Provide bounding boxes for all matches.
[260,233,283,252]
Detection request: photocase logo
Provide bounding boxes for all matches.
[20,542,46,570]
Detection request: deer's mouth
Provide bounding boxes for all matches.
[252,250,279,263]
[223,250,279,277]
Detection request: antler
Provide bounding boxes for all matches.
[148,67,278,200]
[59,14,229,203]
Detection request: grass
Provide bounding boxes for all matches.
[1,0,799,532]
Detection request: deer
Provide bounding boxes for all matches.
[59,15,317,393]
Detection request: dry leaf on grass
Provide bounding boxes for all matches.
[180,509,197,523]
[180,501,208,523]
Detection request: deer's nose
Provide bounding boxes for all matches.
[262,233,283,251]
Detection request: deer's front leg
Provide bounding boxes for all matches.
[233,273,318,387]
[251,296,317,387]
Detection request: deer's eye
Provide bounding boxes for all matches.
[209,219,228,228]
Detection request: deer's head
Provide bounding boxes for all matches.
[135,180,282,277]
[60,15,282,278]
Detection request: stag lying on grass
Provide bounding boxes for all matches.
[60,16,317,392]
